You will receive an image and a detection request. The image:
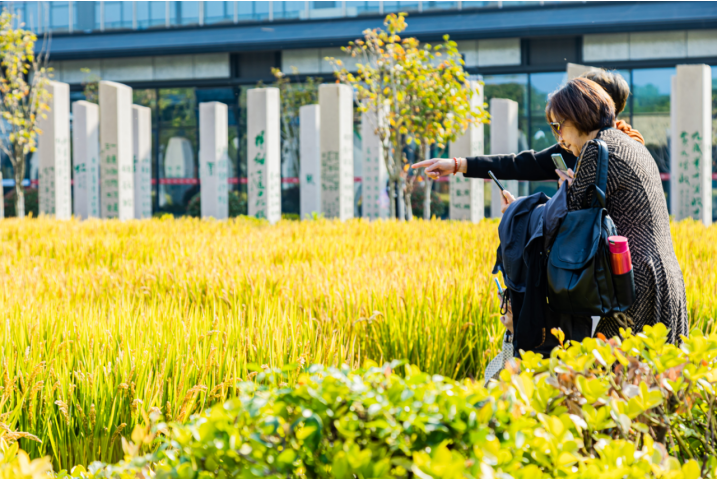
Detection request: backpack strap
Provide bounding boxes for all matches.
[582,138,609,209]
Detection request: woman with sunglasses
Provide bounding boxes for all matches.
[549,78,685,344]
[412,70,643,191]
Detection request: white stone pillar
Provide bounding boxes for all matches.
[670,64,712,225]
[132,105,152,219]
[449,81,484,222]
[490,98,519,219]
[319,84,354,220]
[199,101,229,220]
[361,108,389,220]
[72,100,100,219]
[38,80,71,219]
[566,63,600,80]
[99,80,134,220]
[300,104,321,219]
[247,88,281,224]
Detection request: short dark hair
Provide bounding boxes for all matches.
[545,78,616,135]
[580,70,630,114]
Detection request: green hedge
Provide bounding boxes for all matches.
[32,325,718,478]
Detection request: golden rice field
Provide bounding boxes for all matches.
[0,217,714,469]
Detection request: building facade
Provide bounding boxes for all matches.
[1,1,716,218]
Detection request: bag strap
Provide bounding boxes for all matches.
[582,137,609,209]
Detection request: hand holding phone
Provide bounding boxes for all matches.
[488,170,505,191]
[551,153,568,172]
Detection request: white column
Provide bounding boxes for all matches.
[99,80,134,220]
[132,105,152,219]
[72,100,100,219]
[566,62,600,80]
[670,64,712,225]
[490,98,519,219]
[449,80,484,222]
[319,83,354,221]
[199,102,229,220]
[247,88,281,224]
[300,104,321,219]
[361,108,389,220]
[38,80,71,219]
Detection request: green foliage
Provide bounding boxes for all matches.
[61,324,716,479]
[3,187,38,217]
[328,13,487,219]
[0,10,52,219]
[186,190,248,217]
[0,430,51,479]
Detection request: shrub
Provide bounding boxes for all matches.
[186,190,247,217]
[63,324,715,479]
[3,187,38,217]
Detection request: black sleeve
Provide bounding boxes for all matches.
[464,144,577,181]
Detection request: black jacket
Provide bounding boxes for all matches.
[464,143,577,181]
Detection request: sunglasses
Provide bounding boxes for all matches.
[549,119,566,140]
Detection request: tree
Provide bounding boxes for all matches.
[0,10,52,219]
[402,38,487,220]
[328,13,486,219]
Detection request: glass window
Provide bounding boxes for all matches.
[383,1,421,12]
[423,1,459,10]
[461,1,499,9]
[309,1,343,18]
[632,68,673,174]
[137,1,166,29]
[72,1,97,32]
[170,1,199,26]
[237,1,269,22]
[346,1,380,15]
[204,1,234,24]
[482,74,529,155]
[529,71,566,152]
[18,2,42,32]
[104,1,133,30]
[158,88,197,216]
[274,1,306,20]
[502,1,543,6]
[46,1,69,32]
[611,69,632,121]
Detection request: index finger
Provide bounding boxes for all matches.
[412,159,436,169]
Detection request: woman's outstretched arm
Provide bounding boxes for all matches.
[464,143,577,181]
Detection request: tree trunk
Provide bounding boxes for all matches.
[388,178,397,219]
[12,155,25,219]
[423,178,432,220]
[396,179,405,221]
[422,140,432,220]
[404,180,413,220]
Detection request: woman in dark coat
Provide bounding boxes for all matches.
[543,78,688,343]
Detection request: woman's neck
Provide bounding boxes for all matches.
[578,129,601,152]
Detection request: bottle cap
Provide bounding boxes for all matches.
[608,235,629,254]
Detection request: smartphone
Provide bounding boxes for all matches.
[488,170,505,192]
[494,277,504,295]
[551,153,568,172]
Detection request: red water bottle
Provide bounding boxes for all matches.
[608,236,632,275]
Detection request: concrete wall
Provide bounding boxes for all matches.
[53,53,230,84]
[584,29,717,62]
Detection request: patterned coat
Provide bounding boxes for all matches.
[567,128,688,343]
